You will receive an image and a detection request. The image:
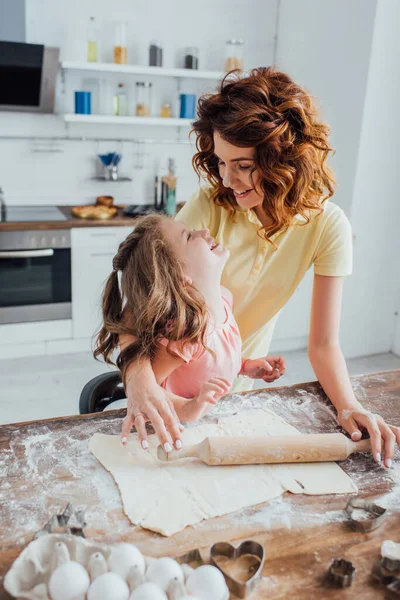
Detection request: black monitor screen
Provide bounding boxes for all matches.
[0,41,44,106]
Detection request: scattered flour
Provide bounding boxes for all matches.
[1,383,398,549]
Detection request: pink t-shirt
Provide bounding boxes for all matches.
[161,287,242,398]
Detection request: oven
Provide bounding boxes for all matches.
[0,229,71,325]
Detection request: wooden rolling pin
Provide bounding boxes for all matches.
[157,434,371,465]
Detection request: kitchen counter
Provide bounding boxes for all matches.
[1,371,399,599]
[0,206,135,232]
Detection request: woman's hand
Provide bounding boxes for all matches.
[121,362,183,453]
[241,355,286,382]
[338,406,400,468]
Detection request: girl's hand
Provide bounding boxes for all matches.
[241,355,286,382]
[195,376,231,405]
[338,406,400,468]
[173,377,231,422]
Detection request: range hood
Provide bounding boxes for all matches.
[0,1,59,113]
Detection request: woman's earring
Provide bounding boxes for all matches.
[184,276,193,287]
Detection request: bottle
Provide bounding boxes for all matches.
[163,158,177,217]
[149,41,163,67]
[114,21,128,64]
[184,46,199,70]
[87,16,98,62]
[113,83,128,116]
[136,82,152,116]
[225,39,244,72]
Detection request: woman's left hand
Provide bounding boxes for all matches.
[241,355,286,382]
[338,406,400,468]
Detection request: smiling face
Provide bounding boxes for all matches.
[213,130,264,210]
[159,219,229,290]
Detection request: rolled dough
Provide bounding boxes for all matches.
[89,408,357,536]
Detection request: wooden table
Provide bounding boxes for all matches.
[1,370,399,599]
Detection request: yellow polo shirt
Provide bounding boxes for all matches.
[176,186,352,391]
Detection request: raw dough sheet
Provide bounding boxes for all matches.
[89,408,357,536]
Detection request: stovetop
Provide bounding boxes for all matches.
[1,206,67,222]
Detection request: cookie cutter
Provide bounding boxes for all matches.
[372,559,400,586]
[386,579,400,599]
[210,540,265,599]
[382,541,400,572]
[327,558,356,588]
[34,503,86,539]
[345,496,387,532]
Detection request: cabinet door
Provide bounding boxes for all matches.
[71,227,133,340]
[72,246,116,339]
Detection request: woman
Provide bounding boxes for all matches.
[121,67,399,466]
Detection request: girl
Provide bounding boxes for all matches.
[94,213,285,449]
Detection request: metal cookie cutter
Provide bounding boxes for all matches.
[345,496,387,532]
[372,559,400,586]
[386,579,400,599]
[382,541,400,572]
[327,558,356,588]
[210,540,265,599]
[34,503,87,539]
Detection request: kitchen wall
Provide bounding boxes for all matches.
[0,0,278,207]
[273,0,400,358]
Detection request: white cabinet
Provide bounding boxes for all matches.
[71,227,132,340]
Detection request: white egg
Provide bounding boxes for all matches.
[146,557,184,591]
[87,572,130,600]
[88,552,108,581]
[129,582,168,600]
[186,565,229,600]
[107,543,146,580]
[48,561,90,600]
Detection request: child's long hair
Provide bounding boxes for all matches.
[94,214,209,383]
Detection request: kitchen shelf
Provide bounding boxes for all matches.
[91,176,132,181]
[63,115,193,127]
[61,61,224,81]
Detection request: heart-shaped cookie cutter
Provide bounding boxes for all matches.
[345,497,387,532]
[210,540,265,598]
[328,558,356,588]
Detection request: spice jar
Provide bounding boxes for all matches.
[114,21,128,64]
[184,46,199,70]
[136,81,152,117]
[160,103,171,118]
[224,39,244,71]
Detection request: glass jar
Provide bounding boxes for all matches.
[114,21,128,64]
[136,82,152,117]
[160,103,171,118]
[149,41,163,67]
[87,16,98,62]
[184,46,199,70]
[224,39,244,72]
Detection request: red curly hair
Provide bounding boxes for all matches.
[192,66,336,243]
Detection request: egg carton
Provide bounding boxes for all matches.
[4,534,229,600]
